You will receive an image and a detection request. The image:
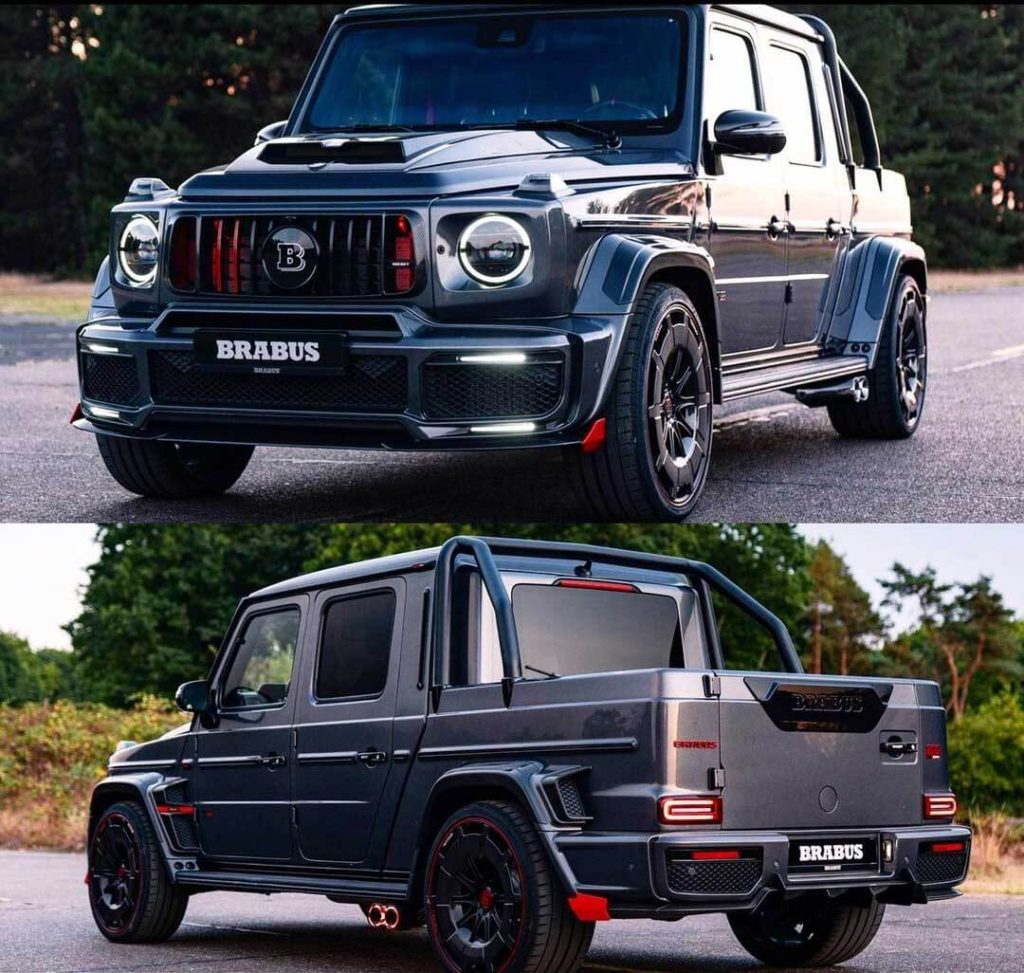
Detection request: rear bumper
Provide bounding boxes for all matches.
[555,824,971,918]
[73,305,626,451]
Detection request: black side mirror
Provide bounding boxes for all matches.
[175,680,212,714]
[255,120,288,146]
[713,109,787,156]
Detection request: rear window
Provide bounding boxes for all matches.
[454,576,705,685]
[316,590,395,700]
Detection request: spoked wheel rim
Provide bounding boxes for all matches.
[645,305,713,508]
[895,286,927,426]
[89,812,142,935]
[428,818,526,973]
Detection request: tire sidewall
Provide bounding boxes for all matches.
[88,801,155,941]
[880,276,927,436]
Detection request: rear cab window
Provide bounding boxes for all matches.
[315,589,396,700]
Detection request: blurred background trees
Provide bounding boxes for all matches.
[1,4,1021,275]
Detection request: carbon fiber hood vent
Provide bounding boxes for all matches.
[259,138,407,165]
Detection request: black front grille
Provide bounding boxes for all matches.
[196,214,383,298]
[149,351,407,413]
[422,361,563,420]
[666,855,762,896]
[917,851,968,885]
[557,779,586,819]
[82,353,143,406]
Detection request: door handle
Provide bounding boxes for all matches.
[767,215,789,240]
[826,218,845,241]
[357,750,389,767]
[260,754,287,769]
[880,739,918,758]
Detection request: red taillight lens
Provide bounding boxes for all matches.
[386,214,415,293]
[659,795,722,825]
[929,841,965,854]
[923,793,958,819]
[691,849,740,861]
[925,744,943,760]
[555,579,638,593]
[169,217,197,291]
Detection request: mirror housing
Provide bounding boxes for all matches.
[255,120,288,146]
[175,679,212,715]
[713,109,787,156]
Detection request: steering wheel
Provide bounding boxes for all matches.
[579,100,660,121]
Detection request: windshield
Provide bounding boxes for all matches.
[304,12,687,134]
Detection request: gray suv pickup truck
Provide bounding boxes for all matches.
[87,538,969,972]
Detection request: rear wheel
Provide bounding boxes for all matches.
[425,800,593,973]
[828,274,926,438]
[728,894,885,967]
[87,800,188,943]
[569,283,714,521]
[97,434,253,498]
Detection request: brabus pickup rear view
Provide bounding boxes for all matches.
[85,537,970,973]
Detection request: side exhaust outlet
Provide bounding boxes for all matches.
[366,903,403,931]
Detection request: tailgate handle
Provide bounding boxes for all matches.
[880,739,918,757]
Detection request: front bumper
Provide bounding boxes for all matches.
[555,824,971,918]
[73,304,626,451]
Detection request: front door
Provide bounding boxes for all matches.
[194,597,305,861]
[762,38,849,347]
[705,20,788,356]
[292,579,405,865]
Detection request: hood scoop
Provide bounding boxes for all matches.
[259,137,407,166]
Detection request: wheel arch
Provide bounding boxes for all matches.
[408,763,581,905]
[574,234,723,407]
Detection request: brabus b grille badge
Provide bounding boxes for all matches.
[743,677,893,733]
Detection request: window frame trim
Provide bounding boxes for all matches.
[704,20,770,166]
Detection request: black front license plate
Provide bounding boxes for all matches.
[789,836,879,874]
[194,331,348,375]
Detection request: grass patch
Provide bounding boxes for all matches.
[0,273,93,321]
[0,699,185,851]
[930,268,1024,293]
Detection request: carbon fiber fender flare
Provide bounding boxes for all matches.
[573,234,721,412]
[826,236,927,368]
[414,761,585,897]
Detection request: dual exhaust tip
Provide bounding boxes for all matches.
[365,903,403,931]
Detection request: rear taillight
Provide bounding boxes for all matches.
[169,217,197,291]
[385,214,415,293]
[659,795,722,825]
[925,744,943,760]
[923,793,958,819]
[555,579,638,593]
[929,841,966,854]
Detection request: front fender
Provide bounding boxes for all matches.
[86,256,116,322]
[826,236,927,368]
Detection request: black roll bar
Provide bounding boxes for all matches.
[431,536,803,708]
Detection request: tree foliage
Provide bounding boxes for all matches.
[2,5,1022,274]
[947,693,1024,814]
[0,631,70,704]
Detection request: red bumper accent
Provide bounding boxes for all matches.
[70,403,84,424]
[568,893,611,922]
[581,417,607,453]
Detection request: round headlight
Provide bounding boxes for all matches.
[458,215,531,285]
[118,216,160,286]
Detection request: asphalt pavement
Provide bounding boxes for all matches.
[0,851,1020,973]
[1,287,1022,523]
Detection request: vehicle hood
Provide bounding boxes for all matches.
[178,129,694,201]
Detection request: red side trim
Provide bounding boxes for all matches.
[555,579,638,593]
[228,218,241,294]
[581,417,607,453]
[212,218,224,292]
[692,849,740,861]
[568,893,611,922]
[155,804,195,816]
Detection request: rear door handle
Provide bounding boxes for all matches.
[880,740,918,757]
[260,754,287,769]
[826,218,846,240]
[357,750,389,767]
[768,215,789,240]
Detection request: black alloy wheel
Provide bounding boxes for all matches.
[89,810,142,936]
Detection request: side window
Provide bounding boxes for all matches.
[706,28,760,125]
[222,607,300,709]
[766,46,820,164]
[315,590,396,700]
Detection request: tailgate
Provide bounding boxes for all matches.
[718,674,923,829]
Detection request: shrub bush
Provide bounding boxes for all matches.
[947,693,1024,816]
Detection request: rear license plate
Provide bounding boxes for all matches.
[194,331,348,375]
[789,836,879,874]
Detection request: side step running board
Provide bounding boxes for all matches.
[174,869,409,901]
[721,356,868,402]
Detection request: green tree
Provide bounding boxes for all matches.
[805,541,885,675]
[879,566,1023,719]
[0,631,69,704]
[947,692,1024,814]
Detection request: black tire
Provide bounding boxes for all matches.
[424,800,594,973]
[97,434,253,498]
[87,800,188,943]
[568,283,713,521]
[728,894,885,967]
[828,274,927,439]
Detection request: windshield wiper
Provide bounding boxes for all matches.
[311,124,422,134]
[524,664,560,680]
[512,118,622,150]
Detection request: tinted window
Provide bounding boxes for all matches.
[706,28,760,124]
[222,608,299,708]
[306,14,686,133]
[316,590,395,700]
[511,584,684,678]
[766,46,820,163]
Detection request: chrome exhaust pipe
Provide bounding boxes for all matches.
[366,903,403,930]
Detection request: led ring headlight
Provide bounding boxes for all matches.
[118,215,160,286]
[458,215,531,285]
